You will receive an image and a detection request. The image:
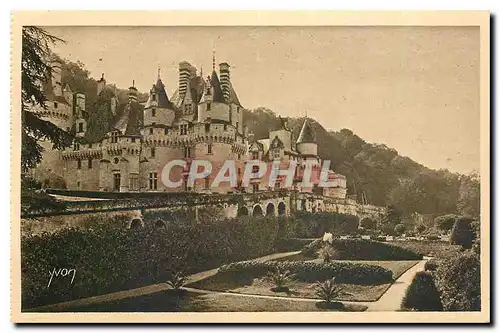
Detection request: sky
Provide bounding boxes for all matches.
[43,26,480,175]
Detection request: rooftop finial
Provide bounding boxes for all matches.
[101,73,104,80]
[212,47,216,71]
[157,64,161,79]
[200,65,203,78]
[132,79,135,88]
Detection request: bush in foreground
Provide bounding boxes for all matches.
[401,271,443,311]
[434,251,480,311]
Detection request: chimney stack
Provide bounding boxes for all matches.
[179,61,194,99]
[219,62,230,102]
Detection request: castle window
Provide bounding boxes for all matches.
[207,144,213,154]
[180,124,188,135]
[184,103,191,114]
[252,183,259,193]
[110,132,118,143]
[77,159,81,169]
[131,138,136,143]
[152,108,156,117]
[113,173,121,191]
[204,177,211,190]
[129,174,138,190]
[151,147,156,158]
[152,94,156,101]
[252,151,259,160]
[73,142,80,151]
[88,158,93,169]
[275,182,281,190]
[207,102,211,111]
[54,102,58,109]
[224,124,227,131]
[184,147,191,158]
[164,128,168,135]
[149,172,158,190]
[236,121,239,131]
[149,128,154,135]
[78,122,84,133]
[273,149,280,160]
[229,110,232,123]
[114,157,119,164]
[205,123,210,132]
[88,144,92,148]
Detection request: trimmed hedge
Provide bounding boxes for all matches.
[434,251,481,311]
[450,217,475,249]
[401,271,443,311]
[21,216,281,309]
[294,211,360,238]
[219,260,393,285]
[300,239,423,261]
[424,259,438,272]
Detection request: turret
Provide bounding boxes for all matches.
[128,80,138,103]
[97,73,106,95]
[296,118,318,156]
[50,58,63,97]
[219,62,230,102]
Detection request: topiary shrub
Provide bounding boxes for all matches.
[401,271,443,311]
[424,259,438,272]
[434,214,459,232]
[450,217,475,249]
[360,217,377,230]
[434,251,481,311]
[394,224,405,235]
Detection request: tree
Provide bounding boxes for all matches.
[21,26,74,175]
[401,271,443,311]
[450,217,475,249]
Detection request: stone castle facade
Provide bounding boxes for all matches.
[32,57,348,199]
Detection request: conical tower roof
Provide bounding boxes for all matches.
[296,118,316,144]
[210,70,224,103]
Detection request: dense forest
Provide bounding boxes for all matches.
[57,57,480,220]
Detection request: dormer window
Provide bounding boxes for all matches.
[207,144,213,154]
[205,123,210,133]
[207,102,211,111]
[110,132,119,143]
[73,142,80,151]
[180,124,188,135]
[54,102,58,109]
[152,94,156,101]
[164,128,169,135]
[152,108,156,117]
[149,128,154,135]
[78,122,84,133]
[252,151,259,160]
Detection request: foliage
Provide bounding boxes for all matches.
[415,223,426,234]
[267,267,295,289]
[318,244,338,263]
[21,27,74,175]
[314,278,343,303]
[301,239,422,261]
[166,272,187,290]
[450,217,475,249]
[219,260,393,285]
[21,216,281,309]
[294,211,359,238]
[394,224,405,235]
[401,271,443,311]
[424,259,438,272]
[434,214,459,232]
[360,217,377,230]
[434,251,481,311]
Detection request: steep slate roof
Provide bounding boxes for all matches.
[228,84,242,106]
[296,118,317,144]
[155,77,175,109]
[43,80,70,105]
[112,101,144,136]
[210,71,224,103]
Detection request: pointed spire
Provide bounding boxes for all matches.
[212,48,216,71]
[296,118,316,144]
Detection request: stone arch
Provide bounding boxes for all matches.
[130,218,143,230]
[237,206,249,216]
[252,205,263,217]
[266,202,275,216]
[278,202,286,216]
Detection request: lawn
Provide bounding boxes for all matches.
[188,259,420,302]
[45,290,367,312]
